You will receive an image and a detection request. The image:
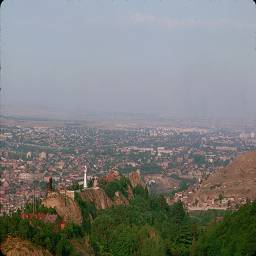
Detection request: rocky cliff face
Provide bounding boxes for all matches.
[42,192,82,225]
[1,236,52,256]
[105,170,121,182]
[79,188,113,210]
[79,188,131,210]
[47,171,145,213]
[128,170,146,188]
[79,170,145,209]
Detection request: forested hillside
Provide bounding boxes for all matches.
[196,202,256,255]
[0,177,256,255]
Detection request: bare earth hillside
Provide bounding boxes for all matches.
[186,151,256,209]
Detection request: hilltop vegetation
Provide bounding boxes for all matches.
[1,171,256,256]
[0,212,79,255]
[1,236,53,256]
[0,181,194,255]
[90,196,194,256]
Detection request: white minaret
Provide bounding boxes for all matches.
[83,165,88,189]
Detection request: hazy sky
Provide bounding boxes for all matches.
[1,0,256,119]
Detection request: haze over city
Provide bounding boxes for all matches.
[2,1,256,255]
[1,0,256,120]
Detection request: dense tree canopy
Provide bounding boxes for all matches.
[90,191,194,256]
[196,202,256,256]
[0,187,256,255]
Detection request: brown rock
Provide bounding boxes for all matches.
[42,192,82,225]
[80,188,113,210]
[105,170,121,183]
[128,170,146,188]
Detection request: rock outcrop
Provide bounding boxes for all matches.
[1,236,52,256]
[105,169,121,182]
[79,170,139,210]
[128,170,146,188]
[42,192,82,225]
[79,187,131,210]
[79,188,113,210]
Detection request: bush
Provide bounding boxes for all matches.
[103,177,130,199]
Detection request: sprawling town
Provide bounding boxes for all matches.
[1,118,256,214]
